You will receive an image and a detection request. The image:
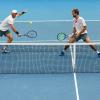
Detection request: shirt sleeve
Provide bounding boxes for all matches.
[81,18,87,26]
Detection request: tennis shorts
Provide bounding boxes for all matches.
[76,33,88,42]
[0,30,10,37]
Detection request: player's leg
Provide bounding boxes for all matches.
[64,35,76,50]
[6,33,13,43]
[3,30,13,53]
[84,36,97,51]
[60,35,77,56]
[83,34,100,56]
[0,30,4,51]
[0,30,4,37]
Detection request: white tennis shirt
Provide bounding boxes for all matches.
[0,15,15,31]
[73,16,87,34]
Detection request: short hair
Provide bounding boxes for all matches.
[72,9,79,15]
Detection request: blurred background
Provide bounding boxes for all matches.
[0,0,100,42]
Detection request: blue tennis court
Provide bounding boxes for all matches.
[0,0,100,100]
[0,73,100,100]
[0,44,100,100]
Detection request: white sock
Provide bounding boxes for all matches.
[3,46,6,50]
[3,46,8,50]
[97,50,100,54]
[62,50,66,53]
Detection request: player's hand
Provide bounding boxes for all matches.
[15,31,22,37]
[74,32,80,38]
[21,10,28,15]
[17,33,22,37]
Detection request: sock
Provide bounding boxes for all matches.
[62,50,66,53]
[3,46,6,50]
[3,45,8,50]
[97,50,100,54]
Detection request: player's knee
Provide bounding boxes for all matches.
[69,39,75,43]
[8,37,13,42]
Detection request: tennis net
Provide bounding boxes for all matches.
[0,43,100,74]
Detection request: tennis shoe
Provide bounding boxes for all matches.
[59,51,65,56]
[97,52,100,58]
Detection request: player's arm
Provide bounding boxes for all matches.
[73,20,77,36]
[17,11,27,17]
[9,24,20,36]
[75,26,87,38]
[73,27,76,34]
[78,26,87,35]
[72,27,77,38]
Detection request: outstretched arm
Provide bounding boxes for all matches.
[73,27,76,34]
[76,26,87,37]
[9,24,20,36]
[17,10,27,17]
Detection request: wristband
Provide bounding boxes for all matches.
[21,12,26,15]
[15,31,19,35]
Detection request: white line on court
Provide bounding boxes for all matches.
[70,44,80,100]
[14,20,100,22]
[73,73,80,100]
[0,19,100,23]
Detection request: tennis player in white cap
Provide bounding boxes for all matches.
[0,10,27,52]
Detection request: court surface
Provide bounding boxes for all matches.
[0,74,100,100]
[0,44,100,100]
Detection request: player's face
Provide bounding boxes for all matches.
[72,11,77,18]
[12,13,17,18]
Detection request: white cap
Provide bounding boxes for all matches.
[12,10,17,13]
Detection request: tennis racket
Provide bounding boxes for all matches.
[20,30,37,38]
[57,32,70,41]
